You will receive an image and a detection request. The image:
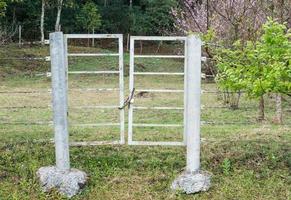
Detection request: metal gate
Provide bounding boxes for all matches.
[64,34,125,145]
[128,36,187,146]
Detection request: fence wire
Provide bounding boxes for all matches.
[0,55,289,130]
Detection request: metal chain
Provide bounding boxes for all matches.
[119,88,135,110]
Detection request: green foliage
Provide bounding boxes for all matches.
[1,0,177,39]
[0,0,7,16]
[201,28,216,42]
[256,19,291,95]
[132,0,176,35]
[221,158,232,175]
[215,40,247,93]
[76,1,101,32]
[99,1,130,33]
[0,0,22,16]
[215,18,291,98]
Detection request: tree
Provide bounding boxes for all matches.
[216,18,291,122]
[264,0,291,124]
[215,40,247,109]
[172,0,268,77]
[40,0,45,43]
[55,0,63,31]
[76,1,101,46]
[76,1,101,33]
[133,0,176,36]
[256,19,291,123]
[40,0,58,43]
[0,0,7,16]
[172,0,268,43]
[0,0,23,16]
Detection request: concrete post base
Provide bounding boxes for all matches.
[171,170,211,194]
[37,166,88,198]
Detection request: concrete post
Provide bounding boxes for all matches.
[50,32,70,171]
[37,32,87,198]
[171,35,211,194]
[185,35,201,172]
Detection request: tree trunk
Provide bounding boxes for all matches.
[279,0,285,23]
[87,29,90,47]
[273,94,283,124]
[206,0,209,30]
[55,0,63,31]
[40,0,45,44]
[139,40,143,54]
[126,33,130,51]
[129,0,132,8]
[257,95,265,122]
[18,25,22,48]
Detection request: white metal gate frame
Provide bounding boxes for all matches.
[43,32,205,194]
[64,34,125,146]
[128,36,187,146]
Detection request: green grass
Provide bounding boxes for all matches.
[0,45,290,199]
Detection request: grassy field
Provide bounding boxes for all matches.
[0,44,290,199]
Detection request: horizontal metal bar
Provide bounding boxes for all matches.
[18,40,49,45]
[201,90,216,94]
[43,71,120,77]
[69,88,120,92]
[201,121,258,125]
[0,90,51,94]
[134,55,184,58]
[135,89,184,93]
[70,140,122,146]
[0,89,234,94]
[0,122,53,125]
[131,36,186,41]
[133,123,183,127]
[68,71,119,74]
[0,88,120,94]
[0,57,47,61]
[69,105,119,109]
[65,34,122,39]
[0,105,256,110]
[129,141,185,146]
[68,53,119,57]
[0,121,269,126]
[134,72,184,76]
[201,90,247,94]
[70,123,120,127]
[0,106,51,109]
[133,106,183,110]
[0,105,119,110]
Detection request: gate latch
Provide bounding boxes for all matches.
[119,88,135,110]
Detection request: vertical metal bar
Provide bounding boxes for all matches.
[185,35,202,172]
[118,35,125,144]
[183,39,188,145]
[50,32,70,171]
[128,37,135,144]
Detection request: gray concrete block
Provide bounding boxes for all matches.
[172,170,211,194]
[37,166,88,198]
